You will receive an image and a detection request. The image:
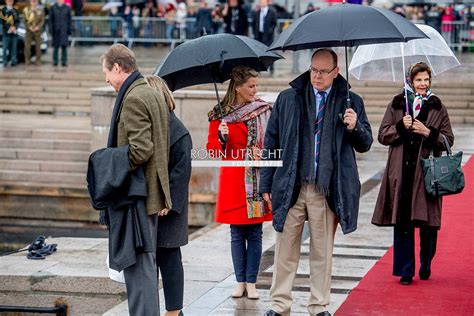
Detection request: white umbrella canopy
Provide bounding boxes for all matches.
[102,1,123,11]
[349,24,460,82]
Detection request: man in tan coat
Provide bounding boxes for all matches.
[23,0,44,65]
[101,44,171,315]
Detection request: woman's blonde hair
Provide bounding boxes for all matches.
[144,75,176,111]
[221,66,258,108]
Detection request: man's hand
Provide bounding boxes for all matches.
[343,108,357,131]
[262,193,272,203]
[412,119,431,137]
[158,208,170,216]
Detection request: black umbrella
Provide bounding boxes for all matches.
[269,3,428,108]
[157,33,282,93]
[156,33,282,145]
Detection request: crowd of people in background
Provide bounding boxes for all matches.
[1,0,474,67]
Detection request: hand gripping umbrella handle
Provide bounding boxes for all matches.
[218,130,228,150]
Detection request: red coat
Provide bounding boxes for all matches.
[207,120,272,225]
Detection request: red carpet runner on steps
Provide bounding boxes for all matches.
[336,157,474,316]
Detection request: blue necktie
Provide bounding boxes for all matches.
[314,91,326,176]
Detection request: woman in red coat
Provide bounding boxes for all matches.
[207,66,272,300]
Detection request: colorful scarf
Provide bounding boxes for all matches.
[403,66,435,118]
[208,98,272,218]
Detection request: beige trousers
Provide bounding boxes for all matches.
[270,184,338,315]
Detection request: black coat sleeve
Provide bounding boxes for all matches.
[347,93,373,153]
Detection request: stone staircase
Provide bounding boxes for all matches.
[1,67,473,223]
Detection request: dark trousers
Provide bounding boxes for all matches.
[156,247,184,311]
[393,224,438,278]
[123,214,160,316]
[53,45,67,65]
[230,223,263,283]
[2,33,18,65]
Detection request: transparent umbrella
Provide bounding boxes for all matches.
[349,23,459,113]
[349,24,460,82]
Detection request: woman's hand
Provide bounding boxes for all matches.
[412,119,431,137]
[158,208,169,216]
[262,193,272,203]
[403,113,413,130]
[218,121,229,144]
[251,145,262,161]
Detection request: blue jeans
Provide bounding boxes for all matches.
[2,33,18,65]
[230,223,263,283]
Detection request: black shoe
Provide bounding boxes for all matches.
[61,63,67,67]
[419,268,431,280]
[53,63,58,66]
[315,312,331,316]
[400,276,413,285]
[264,310,282,316]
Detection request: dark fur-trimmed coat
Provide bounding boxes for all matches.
[372,93,454,228]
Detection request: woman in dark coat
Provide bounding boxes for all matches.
[49,0,71,66]
[222,0,248,35]
[206,66,272,300]
[372,62,454,285]
[146,75,192,316]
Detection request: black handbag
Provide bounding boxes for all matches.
[421,135,465,197]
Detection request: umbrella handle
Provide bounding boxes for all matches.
[218,130,228,150]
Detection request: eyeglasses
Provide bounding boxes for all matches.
[309,65,337,77]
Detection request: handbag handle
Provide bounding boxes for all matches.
[429,133,451,158]
[441,134,452,156]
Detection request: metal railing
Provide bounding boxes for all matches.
[70,16,197,48]
[68,16,474,52]
[441,21,474,50]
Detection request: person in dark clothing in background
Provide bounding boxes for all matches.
[195,0,213,36]
[222,0,248,35]
[49,0,71,66]
[1,0,20,67]
[251,0,276,46]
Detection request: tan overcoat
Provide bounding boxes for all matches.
[117,78,172,215]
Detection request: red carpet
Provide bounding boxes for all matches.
[336,157,474,316]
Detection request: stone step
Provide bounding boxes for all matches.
[0,84,92,94]
[0,71,104,81]
[3,91,90,100]
[0,159,87,173]
[0,137,90,151]
[0,128,90,140]
[0,97,90,106]
[0,148,89,162]
[0,169,86,185]
[0,105,90,115]
[0,76,105,87]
